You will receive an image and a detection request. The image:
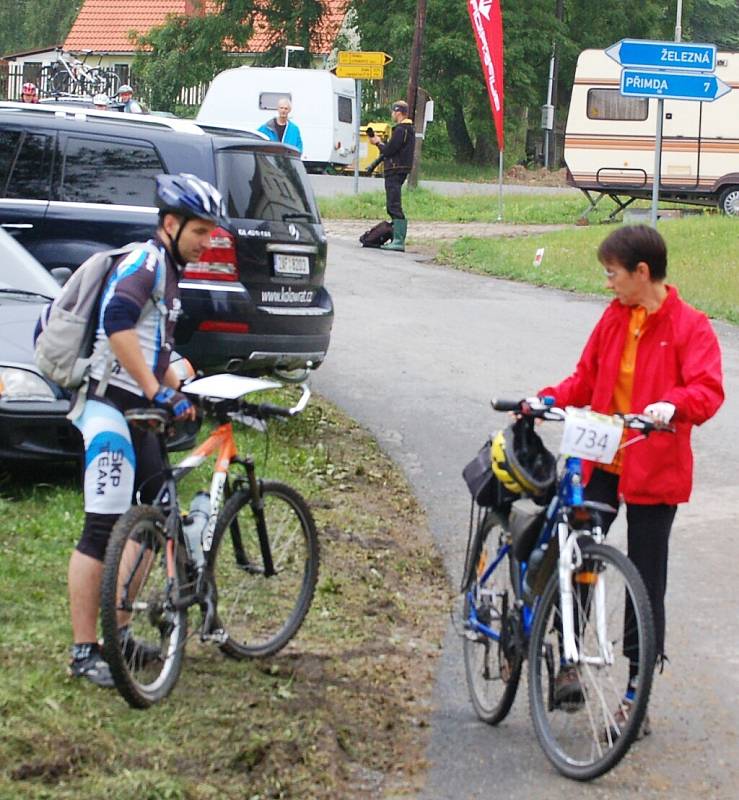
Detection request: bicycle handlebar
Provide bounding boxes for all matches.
[238,382,311,420]
[492,397,675,434]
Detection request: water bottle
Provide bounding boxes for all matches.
[182,491,210,570]
[523,544,548,603]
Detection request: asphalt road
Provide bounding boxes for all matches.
[312,238,739,799]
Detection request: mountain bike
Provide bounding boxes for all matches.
[40,48,120,97]
[100,375,319,709]
[461,397,672,780]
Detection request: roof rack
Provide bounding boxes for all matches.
[0,101,205,135]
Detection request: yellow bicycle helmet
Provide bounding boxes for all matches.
[491,418,557,499]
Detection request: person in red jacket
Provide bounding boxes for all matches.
[539,224,724,731]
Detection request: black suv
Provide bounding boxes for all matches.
[0,102,332,375]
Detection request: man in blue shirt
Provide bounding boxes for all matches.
[258,97,303,154]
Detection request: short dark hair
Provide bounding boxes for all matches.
[597,225,667,280]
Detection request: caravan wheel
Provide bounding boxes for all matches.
[718,186,739,217]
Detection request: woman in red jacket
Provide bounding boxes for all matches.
[539,225,724,732]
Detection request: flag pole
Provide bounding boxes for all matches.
[497,149,503,221]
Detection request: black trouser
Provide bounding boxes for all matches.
[384,171,408,219]
[585,468,676,663]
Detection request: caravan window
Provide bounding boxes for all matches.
[337,96,353,123]
[259,93,292,110]
[587,89,648,121]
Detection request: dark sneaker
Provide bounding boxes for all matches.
[604,699,651,742]
[554,666,585,710]
[119,627,161,669]
[69,647,114,688]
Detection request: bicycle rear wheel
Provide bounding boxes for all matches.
[463,513,522,724]
[528,541,656,780]
[100,506,188,708]
[210,481,319,658]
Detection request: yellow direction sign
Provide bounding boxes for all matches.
[335,64,385,80]
[337,51,392,67]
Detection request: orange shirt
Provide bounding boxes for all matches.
[601,306,647,475]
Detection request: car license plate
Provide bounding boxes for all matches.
[274,254,310,276]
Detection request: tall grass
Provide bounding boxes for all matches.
[438,216,739,324]
[318,188,689,226]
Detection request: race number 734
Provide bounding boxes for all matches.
[559,408,624,464]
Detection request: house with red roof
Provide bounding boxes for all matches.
[62,0,353,89]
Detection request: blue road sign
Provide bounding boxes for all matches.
[606,39,717,73]
[620,69,731,102]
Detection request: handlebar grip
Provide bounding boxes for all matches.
[258,403,291,418]
[492,398,522,412]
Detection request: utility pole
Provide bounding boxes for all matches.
[406,0,427,188]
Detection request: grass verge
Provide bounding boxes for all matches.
[318,187,688,226]
[435,215,739,324]
[0,393,449,800]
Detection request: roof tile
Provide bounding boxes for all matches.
[64,0,349,54]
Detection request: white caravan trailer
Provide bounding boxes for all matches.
[197,67,357,172]
[564,48,739,218]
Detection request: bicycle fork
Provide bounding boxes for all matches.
[558,523,614,667]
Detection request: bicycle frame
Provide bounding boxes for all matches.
[467,454,611,667]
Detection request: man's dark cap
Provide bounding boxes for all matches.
[391,101,408,113]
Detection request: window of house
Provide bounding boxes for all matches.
[114,64,130,86]
[59,137,163,205]
[259,92,291,110]
[22,61,42,85]
[337,96,353,124]
[587,89,649,121]
[1,130,53,200]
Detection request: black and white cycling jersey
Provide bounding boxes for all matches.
[89,238,182,396]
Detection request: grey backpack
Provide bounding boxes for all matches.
[34,242,163,390]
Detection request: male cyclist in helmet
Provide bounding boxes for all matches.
[67,173,228,687]
[536,224,724,735]
[21,82,39,103]
[117,84,143,114]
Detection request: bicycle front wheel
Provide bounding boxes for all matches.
[100,506,188,709]
[210,481,319,658]
[462,513,522,724]
[528,541,656,780]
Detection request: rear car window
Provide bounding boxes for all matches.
[59,136,163,205]
[217,150,320,224]
[0,129,53,200]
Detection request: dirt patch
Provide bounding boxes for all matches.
[504,165,569,186]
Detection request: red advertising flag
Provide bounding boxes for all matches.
[467,0,505,150]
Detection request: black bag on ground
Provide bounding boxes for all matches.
[359,220,393,248]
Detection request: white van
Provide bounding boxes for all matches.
[197,66,357,172]
[565,48,739,217]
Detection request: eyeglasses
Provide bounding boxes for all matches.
[602,267,618,279]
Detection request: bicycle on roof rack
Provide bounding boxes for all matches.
[460,396,674,780]
[39,47,120,98]
[99,374,319,709]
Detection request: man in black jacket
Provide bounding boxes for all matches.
[369,101,415,251]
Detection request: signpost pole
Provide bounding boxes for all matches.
[354,79,362,195]
[650,98,663,228]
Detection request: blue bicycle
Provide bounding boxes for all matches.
[461,398,669,780]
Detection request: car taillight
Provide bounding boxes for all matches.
[183,226,238,281]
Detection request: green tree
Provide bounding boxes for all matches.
[0,0,83,56]
[254,0,328,67]
[132,1,257,111]
[684,0,739,49]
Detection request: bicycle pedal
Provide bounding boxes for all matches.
[201,628,229,645]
